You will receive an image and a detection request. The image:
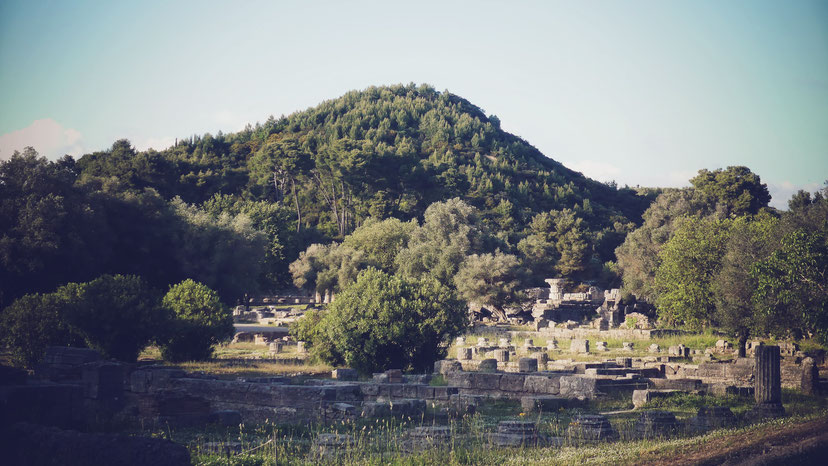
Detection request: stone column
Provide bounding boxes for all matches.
[752,345,784,418]
[801,357,818,396]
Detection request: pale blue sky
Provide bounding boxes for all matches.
[1,0,826,208]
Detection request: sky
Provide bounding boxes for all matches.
[1,1,826,209]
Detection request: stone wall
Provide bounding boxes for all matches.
[537,327,688,341]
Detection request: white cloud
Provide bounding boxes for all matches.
[767,181,822,210]
[0,118,85,161]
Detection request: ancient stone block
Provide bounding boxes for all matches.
[524,375,560,394]
[570,339,589,353]
[518,358,539,373]
[521,396,564,412]
[332,369,358,380]
[692,406,736,431]
[616,357,632,368]
[635,410,679,438]
[494,349,510,363]
[567,414,617,442]
[622,342,634,352]
[457,347,473,360]
[478,359,498,372]
[594,341,608,352]
[490,421,543,446]
[81,362,124,400]
[648,344,660,353]
[434,360,462,375]
[499,374,526,392]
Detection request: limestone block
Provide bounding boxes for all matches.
[499,374,526,392]
[332,369,358,380]
[457,347,473,360]
[478,359,498,372]
[518,358,539,373]
[648,344,660,353]
[622,342,634,351]
[524,375,560,394]
[595,341,608,352]
[521,396,565,412]
[494,349,510,363]
[570,339,590,353]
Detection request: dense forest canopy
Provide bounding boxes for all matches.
[1,83,655,307]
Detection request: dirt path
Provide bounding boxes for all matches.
[636,416,828,466]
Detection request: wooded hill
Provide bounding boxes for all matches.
[1,84,655,307]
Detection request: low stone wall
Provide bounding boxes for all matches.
[538,328,688,341]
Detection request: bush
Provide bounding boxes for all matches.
[310,268,467,374]
[0,274,163,365]
[0,292,84,367]
[62,274,164,362]
[159,279,234,362]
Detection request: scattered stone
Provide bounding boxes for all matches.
[456,336,466,347]
[268,342,282,354]
[595,341,608,352]
[616,357,632,368]
[622,342,634,352]
[498,337,511,348]
[648,344,660,354]
[296,341,307,353]
[457,347,473,360]
[548,339,559,351]
[477,338,489,347]
[312,433,355,459]
[567,414,618,442]
[635,410,679,438]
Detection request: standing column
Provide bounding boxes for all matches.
[752,345,785,418]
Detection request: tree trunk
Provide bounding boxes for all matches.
[737,332,748,358]
[290,178,301,233]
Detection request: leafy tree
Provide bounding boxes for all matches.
[616,188,724,301]
[454,251,525,321]
[310,268,467,374]
[342,217,417,271]
[61,274,164,362]
[752,228,828,345]
[169,198,268,300]
[395,198,495,285]
[713,214,778,356]
[159,279,234,362]
[653,217,732,328]
[690,166,771,217]
[517,211,560,281]
[0,292,84,368]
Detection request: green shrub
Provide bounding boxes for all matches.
[159,279,234,362]
[310,268,467,374]
[62,274,164,361]
[0,292,84,367]
[1,274,164,365]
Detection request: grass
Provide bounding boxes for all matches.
[175,359,333,379]
[147,399,828,465]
